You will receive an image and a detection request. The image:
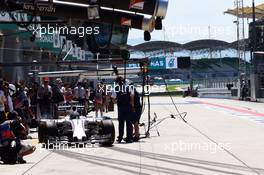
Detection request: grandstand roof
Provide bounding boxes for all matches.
[130,39,250,52]
[131,41,183,52]
[183,39,231,51]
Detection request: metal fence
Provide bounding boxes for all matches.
[193,77,239,89]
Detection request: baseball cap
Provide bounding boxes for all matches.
[42,77,50,82]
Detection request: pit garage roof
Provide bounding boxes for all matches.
[225,3,264,19]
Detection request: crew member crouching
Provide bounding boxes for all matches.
[0,113,35,164]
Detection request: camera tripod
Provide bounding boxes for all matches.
[140,112,187,138]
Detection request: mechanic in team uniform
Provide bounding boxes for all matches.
[112,77,134,143]
[73,82,86,105]
[52,78,66,119]
[94,83,105,118]
[38,77,53,119]
[131,87,142,142]
[0,113,36,164]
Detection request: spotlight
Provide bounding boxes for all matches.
[144,31,151,41]
[155,17,163,30]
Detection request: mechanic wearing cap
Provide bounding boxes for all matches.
[52,78,65,118]
[111,77,134,143]
[38,77,53,119]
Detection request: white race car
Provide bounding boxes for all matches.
[38,105,115,146]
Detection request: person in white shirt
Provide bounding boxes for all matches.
[55,78,65,94]
[73,82,86,104]
[4,82,14,112]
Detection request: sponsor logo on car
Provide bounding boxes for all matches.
[129,0,145,10]
[121,17,132,26]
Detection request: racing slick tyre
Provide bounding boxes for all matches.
[0,151,18,164]
[45,121,58,136]
[100,120,115,146]
[0,145,19,164]
[38,122,48,144]
[67,132,74,142]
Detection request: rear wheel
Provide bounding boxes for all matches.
[67,132,74,142]
[100,120,115,146]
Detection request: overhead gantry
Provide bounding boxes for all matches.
[0,0,169,41]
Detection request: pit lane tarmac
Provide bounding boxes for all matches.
[1,97,264,175]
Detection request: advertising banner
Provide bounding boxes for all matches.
[165,57,178,69]
[149,57,166,70]
[129,0,145,10]
[128,57,179,70]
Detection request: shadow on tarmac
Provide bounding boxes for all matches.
[53,146,264,175]
[108,147,264,175]
[55,149,203,175]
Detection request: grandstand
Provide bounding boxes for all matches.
[129,39,251,53]
[146,57,242,81]
[130,40,250,82]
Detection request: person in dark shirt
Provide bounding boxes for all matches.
[131,88,142,142]
[38,77,53,119]
[112,77,134,143]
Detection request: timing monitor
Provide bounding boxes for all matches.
[86,23,129,53]
[177,57,191,69]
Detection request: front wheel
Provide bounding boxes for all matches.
[100,120,115,146]
[0,146,19,164]
[38,122,48,144]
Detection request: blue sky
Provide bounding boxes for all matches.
[128,0,263,45]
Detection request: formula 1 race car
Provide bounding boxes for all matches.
[38,105,115,146]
